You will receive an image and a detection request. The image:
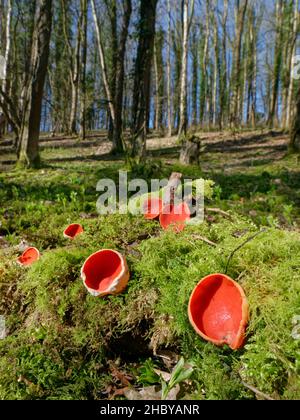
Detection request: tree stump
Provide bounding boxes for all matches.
[179,135,201,165]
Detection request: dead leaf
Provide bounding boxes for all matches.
[125,386,161,401]
[111,387,130,398]
[153,369,171,382]
[109,362,133,387]
[124,384,180,401]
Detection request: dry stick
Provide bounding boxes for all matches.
[206,208,232,219]
[164,172,183,206]
[191,235,217,247]
[240,380,275,401]
[225,229,267,275]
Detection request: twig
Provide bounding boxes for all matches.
[225,229,267,274]
[206,208,232,219]
[164,172,182,206]
[240,380,275,401]
[191,235,217,247]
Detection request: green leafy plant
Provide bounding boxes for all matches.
[137,359,160,386]
[161,358,194,400]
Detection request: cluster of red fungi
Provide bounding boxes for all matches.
[143,197,191,233]
[16,200,249,350]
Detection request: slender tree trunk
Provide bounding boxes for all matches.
[154,29,164,132]
[0,1,4,53]
[242,27,249,126]
[286,0,299,129]
[230,0,249,128]
[3,0,12,92]
[104,0,117,143]
[112,0,132,154]
[167,0,172,137]
[61,0,81,135]
[18,0,52,168]
[0,0,12,137]
[131,0,158,160]
[289,85,300,153]
[200,0,210,126]
[212,3,220,127]
[220,0,228,129]
[79,0,88,140]
[250,7,258,128]
[173,21,182,131]
[191,27,198,126]
[178,0,190,138]
[267,0,284,128]
[154,43,160,131]
[91,0,115,125]
[0,4,21,145]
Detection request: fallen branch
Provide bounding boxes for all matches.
[240,380,275,401]
[191,234,217,247]
[206,208,232,219]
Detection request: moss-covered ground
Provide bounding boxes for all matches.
[0,130,299,400]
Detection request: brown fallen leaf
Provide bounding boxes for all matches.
[153,369,171,382]
[109,362,133,387]
[111,387,130,399]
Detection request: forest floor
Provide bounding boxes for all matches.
[0,129,299,400]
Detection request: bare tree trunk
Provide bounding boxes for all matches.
[0,0,24,142]
[250,7,258,129]
[212,2,220,128]
[154,43,160,132]
[113,0,132,153]
[230,0,249,128]
[173,18,182,132]
[178,0,193,139]
[18,0,52,168]
[267,0,284,128]
[131,0,158,160]
[91,0,115,125]
[79,0,88,140]
[0,1,4,53]
[220,0,228,128]
[199,0,210,126]
[0,0,12,138]
[191,26,198,127]
[3,0,12,91]
[61,0,81,135]
[70,25,81,135]
[112,0,132,154]
[289,85,300,153]
[154,29,164,132]
[286,0,299,129]
[109,0,118,142]
[167,0,172,137]
[242,25,249,126]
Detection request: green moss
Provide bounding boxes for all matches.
[1,207,299,400]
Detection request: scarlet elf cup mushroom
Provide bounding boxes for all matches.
[159,202,191,232]
[143,197,163,220]
[81,250,129,297]
[63,224,84,239]
[17,247,40,267]
[188,274,249,350]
